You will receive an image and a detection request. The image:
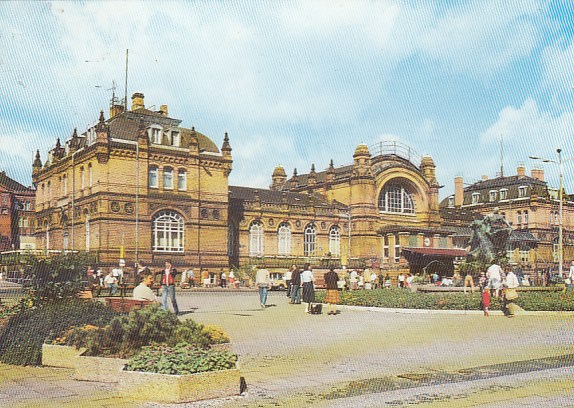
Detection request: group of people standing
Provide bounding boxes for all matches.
[256,264,341,315]
[479,260,520,317]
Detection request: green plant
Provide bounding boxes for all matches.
[201,324,231,344]
[0,300,117,366]
[171,319,211,349]
[126,343,237,375]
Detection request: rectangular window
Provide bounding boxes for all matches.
[524,210,529,227]
[80,167,85,189]
[489,190,497,202]
[393,234,400,263]
[151,128,162,144]
[448,196,454,207]
[520,250,529,263]
[178,170,186,191]
[149,167,158,188]
[383,235,389,261]
[171,131,180,147]
[518,186,527,198]
[472,193,480,204]
[517,212,522,225]
[500,189,507,200]
[163,168,173,190]
[88,165,93,187]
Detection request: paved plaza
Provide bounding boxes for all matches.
[1,290,573,407]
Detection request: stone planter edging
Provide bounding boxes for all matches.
[119,367,241,403]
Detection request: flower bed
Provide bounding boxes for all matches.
[314,288,574,311]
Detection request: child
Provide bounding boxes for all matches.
[481,286,491,317]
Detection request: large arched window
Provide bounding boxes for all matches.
[152,210,184,252]
[277,222,291,256]
[249,221,264,257]
[329,225,341,256]
[304,223,316,257]
[378,183,415,214]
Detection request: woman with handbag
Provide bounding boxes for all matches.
[503,269,519,317]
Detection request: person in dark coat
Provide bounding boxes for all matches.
[290,266,302,304]
[324,267,340,315]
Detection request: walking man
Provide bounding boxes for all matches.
[160,259,179,315]
[255,264,270,308]
[290,266,302,304]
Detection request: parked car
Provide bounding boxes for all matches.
[269,272,286,291]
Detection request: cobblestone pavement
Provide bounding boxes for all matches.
[1,290,573,407]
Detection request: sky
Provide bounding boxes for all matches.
[1,0,574,199]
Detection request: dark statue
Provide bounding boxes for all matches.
[468,207,513,263]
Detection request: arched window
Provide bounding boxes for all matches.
[163,167,174,190]
[378,183,414,214]
[277,222,291,256]
[152,210,184,252]
[304,223,316,257]
[329,225,341,256]
[178,169,187,191]
[249,221,264,257]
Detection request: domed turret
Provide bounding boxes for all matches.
[271,165,287,191]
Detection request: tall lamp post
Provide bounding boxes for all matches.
[529,149,574,277]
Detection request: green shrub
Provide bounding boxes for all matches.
[315,288,574,311]
[126,343,237,375]
[171,319,211,349]
[0,300,117,366]
[201,324,231,344]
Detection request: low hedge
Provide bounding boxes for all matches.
[315,288,574,311]
[0,300,118,366]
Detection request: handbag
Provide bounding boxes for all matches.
[505,288,518,300]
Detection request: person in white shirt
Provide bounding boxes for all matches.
[104,270,118,296]
[349,269,358,290]
[255,265,271,308]
[503,269,519,317]
[486,261,503,298]
[301,263,315,313]
[132,270,158,302]
[285,266,294,298]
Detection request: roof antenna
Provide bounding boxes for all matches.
[499,135,504,178]
[124,49,129,111]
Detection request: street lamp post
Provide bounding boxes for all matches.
[529,148,574,277]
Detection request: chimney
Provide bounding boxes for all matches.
[131,93,145,111]
[531,168,544,181]
[454,176,463,206]
[110,104,125,118]
[159,105,169,117]
[517,164,525,177]
[481,175,488,181]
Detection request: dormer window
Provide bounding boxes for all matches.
[87,128,96,145]
[471,192,480,204]
[499,189,508,200]
[148,125,163,144]
[489,190,497,202]
[171,130,180,147]
[518,186,527,198]
[448,196,454,207]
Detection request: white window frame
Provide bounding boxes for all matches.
[471,193,480,204]
[88,164,93,187]
[329,225,341,256]
[149,166,159,188]
[383,235,390,261]
[149,125,163,144]
[378,183,415,214]
[393,234,400,263]
[178,170,187,191]
[499,189,508,200]
[249,221,264,257]
[448,196,454,207]
[163,167,174,190]
[171,130,180,147]
[489,190,497,202]
[304,224,317,257]
[152,210,185,253]
[277,222,291,256]
[518,186,527,198]
[517,211,522,226]
[520,250,529,263]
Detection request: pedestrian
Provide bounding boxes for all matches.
[324,267,340,315]
[133,269,158,302]
[567,261,574,292]
[220,269,227,288]
[464,270,475,294]
[370,271,377,290]
[301,263,315,313]
[285,265,294,298]
[378,272,385,290]
[349,269,358,290]
[398,272,406,288]
[104,269,118,296]
[384,273,391,288]
[503,268,519,317]
[159,259,179,315]
[255,264,270,309]
[358,275,364,290]
[481,286,491,317]
[290,266,301,304]
[486,260,503,298]
[478,271,487,289]
[188,268,196,287]
[228,269,235,288]
[406,273,414,289]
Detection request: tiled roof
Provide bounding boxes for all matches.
[0,171,31,192]
[228,186,347,209]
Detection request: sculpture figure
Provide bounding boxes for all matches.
[468,207,513,263]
